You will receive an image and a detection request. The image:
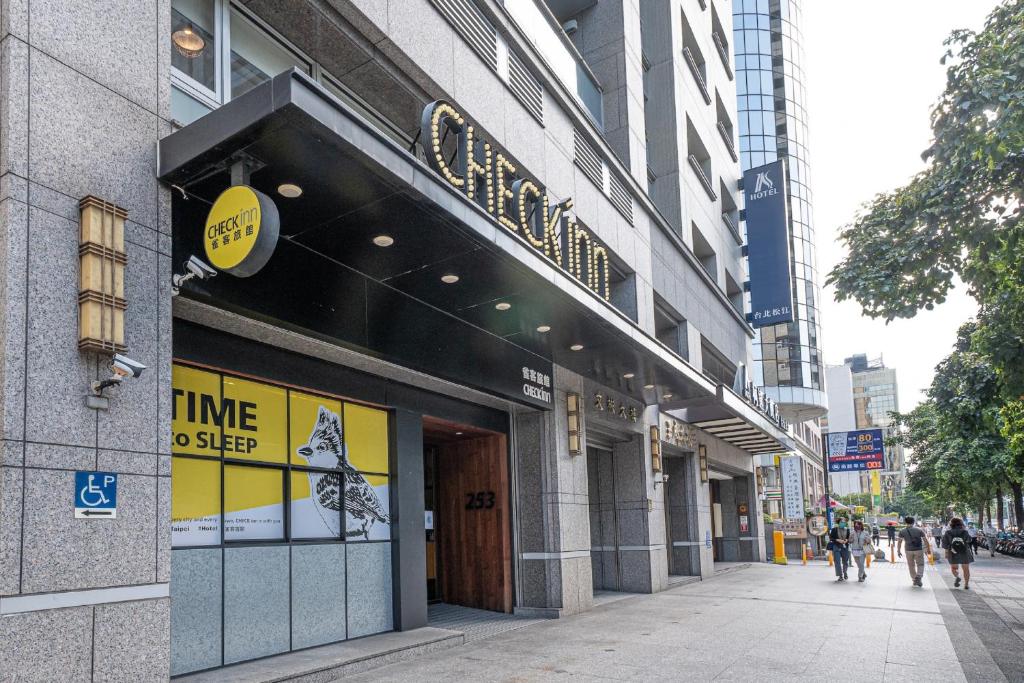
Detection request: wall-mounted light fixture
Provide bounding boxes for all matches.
[698,444,709,483]
[650,425,662,474]
[78,196,127,355]
[566,392,582,456]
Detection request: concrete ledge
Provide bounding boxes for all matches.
[174,627,463,682]
[512,606,564,619]
[665,575,701,588]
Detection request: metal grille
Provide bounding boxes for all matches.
[508,51,543,122]
[431,0,498,70]
[573,129,604,189]
[608,173,633,224]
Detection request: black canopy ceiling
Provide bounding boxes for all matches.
[158,69,788,441]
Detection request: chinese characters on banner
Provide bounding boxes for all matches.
[780,456,804,520]
[826,429,885,472]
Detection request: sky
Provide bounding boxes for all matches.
[802,1,997,412]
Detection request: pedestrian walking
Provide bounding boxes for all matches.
[942,518,975,589]
[829,519,851,582]
[897,516,929,587]
[871,523,880,546]
[886,523,896,547]
[931,523,943,551]
[966,522,979,553]
[849,520,873,582]
[983,522,998,558]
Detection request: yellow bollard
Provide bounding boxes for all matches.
[828,550,834,567]
[928,551,935,566]
[891,545,896,563]
[773,530,788,565]
[866,552,872,568]
[801,544,807,565]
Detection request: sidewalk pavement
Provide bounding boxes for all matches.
[337,552,1024,682]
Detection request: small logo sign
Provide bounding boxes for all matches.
[75,471,118,519]
[753,171,774,194]
[204,185,280,277]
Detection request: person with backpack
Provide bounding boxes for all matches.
[943,518,975,589]
[828,519,852,582]
[896,516,930,587]
[849,520,873,582]
[932,523,944,552]
[886,523,897,547]
[871,524,880,546]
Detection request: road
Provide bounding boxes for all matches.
[342,552,1024,682]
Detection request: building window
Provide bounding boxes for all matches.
[691,222,717,282]
[686,117,717,200]
[725,271,744,316]
[680,9,710,103]
[655,298,688,361]
[701,338,737,386]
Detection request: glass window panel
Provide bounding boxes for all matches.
[171,0,216,91]
[171,457,221,546]
[347,473,391,541]
[224,464,284,541]
[344,404,389,474]
[171,86,213,125]
[289,392,344,467]
[221,376,287,463]
[290,470,342,539]
[230,8,309,100]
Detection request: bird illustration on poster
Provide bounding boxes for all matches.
[296,406,390,539]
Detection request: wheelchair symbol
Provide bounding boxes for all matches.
[79,474,114,507]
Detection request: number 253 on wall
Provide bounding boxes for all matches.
[465,491,496,510]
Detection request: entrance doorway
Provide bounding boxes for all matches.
[587,446,621,591]
[423,417,512,613]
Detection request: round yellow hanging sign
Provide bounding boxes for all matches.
[203,185,280,277]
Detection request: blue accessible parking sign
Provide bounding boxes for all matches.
[74,471,118,519]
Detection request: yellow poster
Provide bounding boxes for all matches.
[171,365,222,456]
[224,465,284,541]
[344,403,389,474]
[222,375,287,463]
[170,457,221,546]
[870,471,881,495]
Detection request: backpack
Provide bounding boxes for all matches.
[950,535,967,553]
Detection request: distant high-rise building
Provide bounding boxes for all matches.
[734,0,827,423]
[825,355,907,500]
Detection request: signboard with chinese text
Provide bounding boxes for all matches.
[780,456,804,520]
[743,160,794,328]
[826,429,885,472]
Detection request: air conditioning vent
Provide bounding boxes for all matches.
[608,174,634,224]
[573,129,603,190]
[508,51,543,123]
[430,0,498,70]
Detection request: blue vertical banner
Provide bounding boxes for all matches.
[743,160,793,327]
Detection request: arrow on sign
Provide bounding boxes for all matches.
[80,509,112,517]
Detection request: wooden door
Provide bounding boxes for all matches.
[436,434,512,613]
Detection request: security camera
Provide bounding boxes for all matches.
[172,255,217,295]
[91,354,147,395]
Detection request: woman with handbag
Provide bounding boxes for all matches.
[942,517,975,589]
[849,520,873,582]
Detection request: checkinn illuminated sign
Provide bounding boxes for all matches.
[420,100,611,300]
[204,185,280,277]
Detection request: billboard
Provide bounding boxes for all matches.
[743,160,794,328]
[780,456,805,520]
[826,429,885,472]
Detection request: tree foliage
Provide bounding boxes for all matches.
[827,0,1024,397]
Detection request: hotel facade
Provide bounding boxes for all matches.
[0,0,812,678]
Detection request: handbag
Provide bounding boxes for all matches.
[863,533,874,555]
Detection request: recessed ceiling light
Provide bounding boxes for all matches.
[495,302,511,311]
[441,274,460,284]
[644,384,655,390]
[623,373,635,379]
[536,325,551,333]
[570,344,584,351]
[662,393,674,400]
[455,431,464,436]
[372,235,394,247]
[277,183,303,198]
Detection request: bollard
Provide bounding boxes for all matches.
[928,551,935,566]
[828,550,834,567]
[773,530,788,565]
[802,544,807,565]
[891,545,896,563]
[866,552,872,568]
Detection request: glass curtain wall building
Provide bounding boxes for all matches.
[733,0,826,421]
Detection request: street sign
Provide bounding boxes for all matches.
[826,429,885,472]
[74,471,117,519]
